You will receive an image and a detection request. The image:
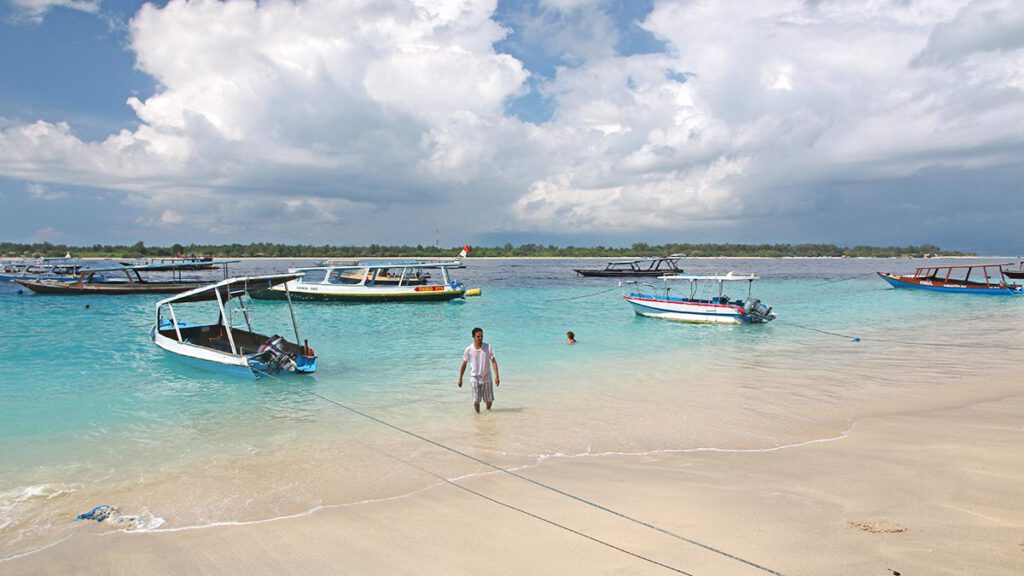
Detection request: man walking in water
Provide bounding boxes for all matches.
[458,327,500,413]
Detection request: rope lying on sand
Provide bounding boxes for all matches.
[293,386,786,576]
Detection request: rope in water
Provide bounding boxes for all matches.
[544,286,620,302]
[298,387,786,576]
[248,368,696,574]
[810,272,878,286]
[778,319,1024,350]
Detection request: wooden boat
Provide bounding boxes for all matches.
[1002,262,1024,280]
[151,274,317,379]
[252,259,478,303]
[574,255,684,277]
[15,260,238,295]
[1,255,90,283]
[878,263,1022,295]
[623,272,776,324]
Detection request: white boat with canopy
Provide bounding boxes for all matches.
[252,259,479,302]
[151,274,317,379]
[623,272,776,324]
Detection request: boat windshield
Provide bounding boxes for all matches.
[328,269,364,284]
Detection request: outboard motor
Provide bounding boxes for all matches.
[257,335,298,373]
[744,299,776,323]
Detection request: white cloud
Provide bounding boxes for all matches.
[0,0,1023,243]
[913,0,1024,66]
[9,0,98,23]
[30,226,66,241]
[27,182,70,201]
[508,0,1024,231]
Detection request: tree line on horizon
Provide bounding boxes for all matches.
[0,241,970,259]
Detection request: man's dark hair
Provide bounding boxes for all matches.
[471,327,483,336]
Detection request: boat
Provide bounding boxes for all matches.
[574,255,684,277]
[623,272,776,324]
[252,259,477,302]
[15,260,238,295]
[310,259,430,286]
[122,255,217,269]
[151,273,317,379]
[1002,262,1024,280]
[878,263,1022,295]
[1,255,91,283]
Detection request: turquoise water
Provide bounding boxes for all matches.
[2,257,1023,559]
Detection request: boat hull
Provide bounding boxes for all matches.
[1003,270,1024,280]
[17,280,207,295]
[151,327,316,379]
[252,284,466,302]
[574,269,675,277]
[624,294,763,324]
[877,273,1022,295]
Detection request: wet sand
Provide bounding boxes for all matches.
[6,392,1023,576]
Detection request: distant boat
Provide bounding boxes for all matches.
[151,273,317,379]
[1,256,90,283]
[574,255,684,277]
[878,263,1022,295]
[1003,262,1024,280]
[253,255,478,303]
[15,260,238,295]
[623,272,776,324]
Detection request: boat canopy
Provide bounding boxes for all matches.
[911,263,1013,275]
[658,272,760,281]
[156,273,303,305]
[81,260,240,273]
[292,259,465,272]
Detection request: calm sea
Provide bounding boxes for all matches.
[2,257,1023,560]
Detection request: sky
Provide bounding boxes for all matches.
[1,0,1022,253]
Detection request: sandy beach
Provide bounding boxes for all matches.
[6,389,1022,576]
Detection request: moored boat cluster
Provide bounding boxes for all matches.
[6,251,1022,379]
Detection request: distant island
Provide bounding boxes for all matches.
[1,241,972,259]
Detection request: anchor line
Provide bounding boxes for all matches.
[779,320,1024,350]
[544,286,620,302]
[368,442,696,575]
[300,388,786,576]
[249,369,695,573]
[810,272,877,287]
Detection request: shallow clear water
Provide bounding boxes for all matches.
[2,257,1023,559]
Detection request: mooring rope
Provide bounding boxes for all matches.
[544,286,620,302]
[778,319,1024,350]
[248,368,695,573]
[299,388,786,576]
[810,272,877,287]
[369,441,696,575]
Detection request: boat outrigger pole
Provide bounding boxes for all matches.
[284,283,301,347]
[214,286,238,355]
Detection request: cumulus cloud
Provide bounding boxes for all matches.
[8,0,98,23]
[509,0,1024,232]
[0,0,1022,244]
[913,0,1024,66]
[27,182,70,201]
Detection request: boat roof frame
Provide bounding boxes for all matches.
[291,259,465,272]
[913,262,1014,274]
[82,260,239,273]
[156,273,303,307]
[657,272,760,282]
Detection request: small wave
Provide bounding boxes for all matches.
[0,483,81,531]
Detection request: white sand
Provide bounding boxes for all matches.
[6,393,1023,575]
